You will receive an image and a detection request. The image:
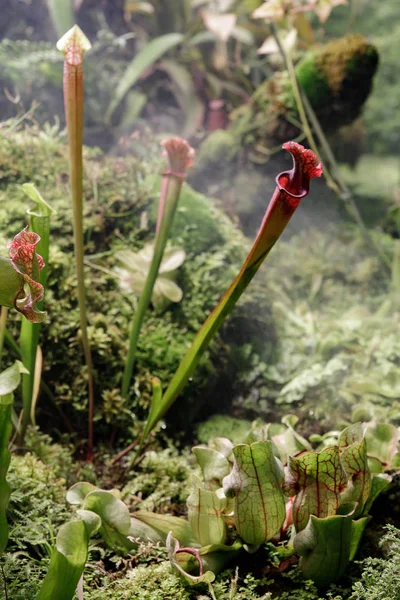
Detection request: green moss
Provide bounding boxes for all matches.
[7,452,70,550]
[122,448,193,512]
[296,34,378,128]
[349,525,400,600]
[86,561,193,600]
[197,415,253,445]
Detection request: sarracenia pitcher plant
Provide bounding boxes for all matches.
[121,137,195,397]
[142,142,323,441]
[57,26,95,459]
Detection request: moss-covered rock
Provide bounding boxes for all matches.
[296,34,378,128]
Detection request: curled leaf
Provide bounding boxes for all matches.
[8,227,46,323]
[166,532,215,586]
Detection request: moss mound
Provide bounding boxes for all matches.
[296,33,379,129]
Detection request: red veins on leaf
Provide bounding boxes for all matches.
[8,227,46,323]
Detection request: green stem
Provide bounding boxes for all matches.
[0,308,8,371]
[121,175,183,397]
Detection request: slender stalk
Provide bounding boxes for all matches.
[0,308,8,371]
[121,138,194,397]
[57,26,95,459]
[141,142,323,440]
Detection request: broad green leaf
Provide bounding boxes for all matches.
[159,59,204,137]
[0,256,23,308]
[284,446,347,532]
[67,482,97,505]
[47,0,74,38]
[119,90,147,129]
[231,25,254,45]
[0,361,26,397]
[366,422,400,469]
[134,511,199,547]
[339,424,371,518]
[223,441,286,544]
[37,519,91,600]
[76,510,102,537]
[115,249,149,274]
[83,490,131,551]
[106,33,185,121]
[294,505,356,588]
[166,532,215,586]
[187,477,228,546]
[129,516,165,545]
[154,278,183,303]
[159,247,186,273]
[192,446,231,485]
[115,245,185,310]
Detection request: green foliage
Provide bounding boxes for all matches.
[234,225,400,428]
[197,415,253,445]
[122,448,192,512]
[106,33,185,121]
[86,560,193,600]
[0,362,29,554]
[349,525,400,600]
[7,452,70,551]
[37,514,100,600]
[178,419,397,587]
[0,123,267,442]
